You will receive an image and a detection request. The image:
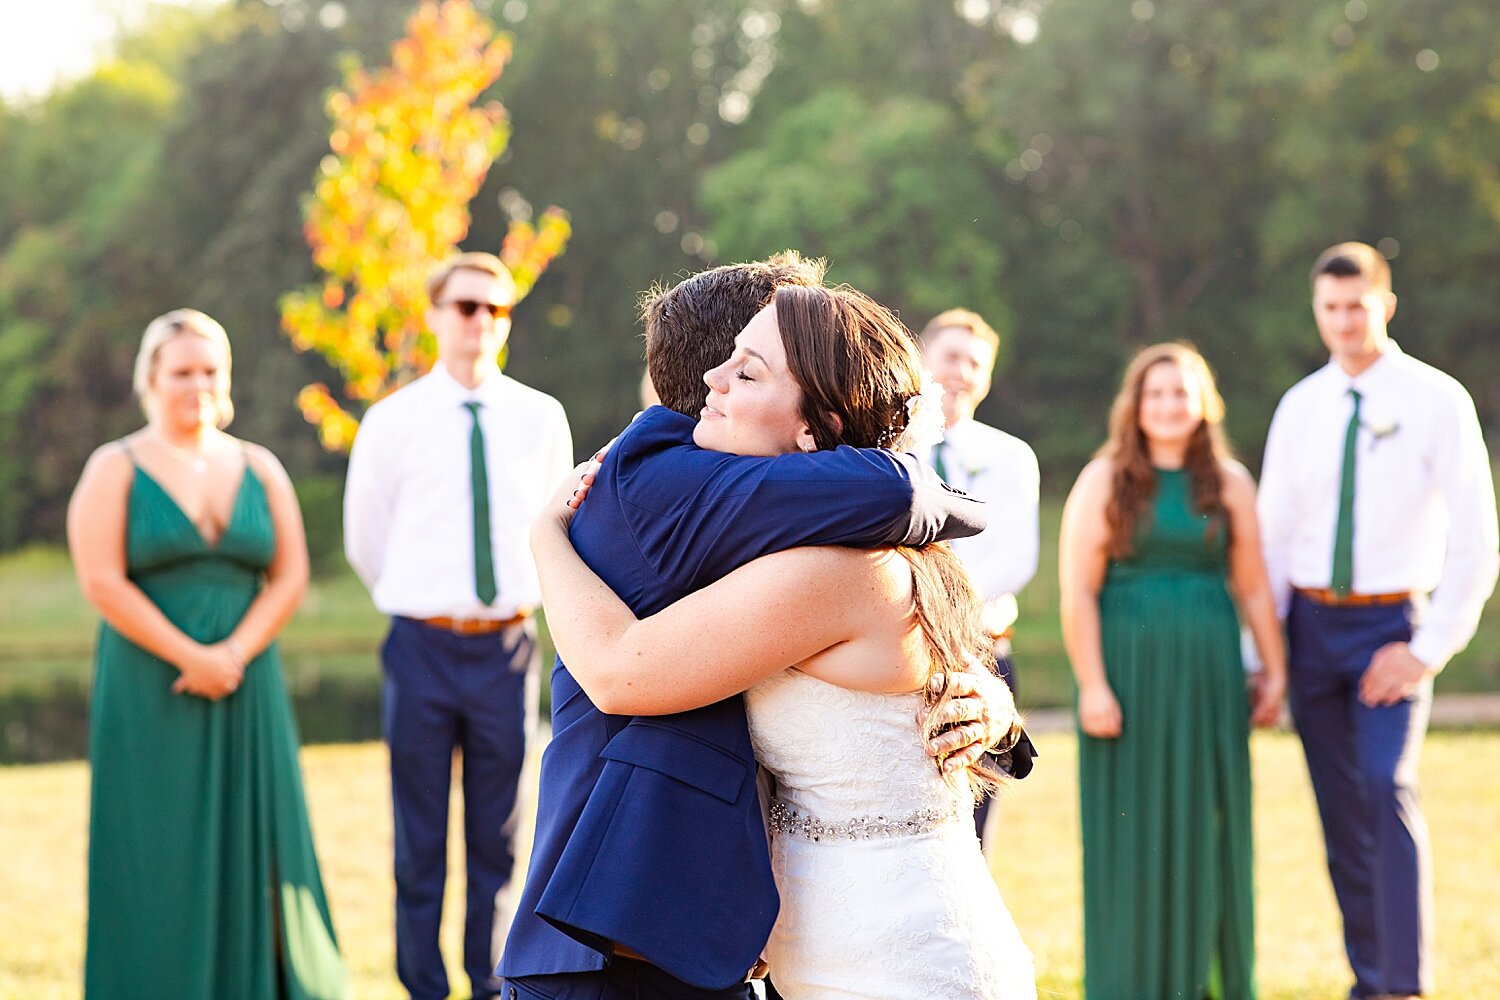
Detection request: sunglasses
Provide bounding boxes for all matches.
[442,299,512,319]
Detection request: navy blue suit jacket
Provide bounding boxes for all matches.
[498,407,985,989]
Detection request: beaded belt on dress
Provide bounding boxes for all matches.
[768,797,963,842]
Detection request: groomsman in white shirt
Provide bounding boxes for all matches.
[344,252,573,1000]
[1257,242,1498,1000]
[919,309,1041,850]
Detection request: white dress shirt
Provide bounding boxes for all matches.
[344,365,574,620]
[1257,341,1499,670]
[929,418,1041,634]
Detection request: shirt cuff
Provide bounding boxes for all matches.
[1406,632,1451,674]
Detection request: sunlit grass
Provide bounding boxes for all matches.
[997,730,1500,1000]
[0,739,543,1000]
[3,731,1497,999]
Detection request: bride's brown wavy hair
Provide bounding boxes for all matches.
[774,284,1013,796]
[1100,342,1231,558]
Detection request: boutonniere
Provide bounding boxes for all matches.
[1362,405,1400,449]
[963,460,988,478]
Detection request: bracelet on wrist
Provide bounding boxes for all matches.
[225,637,246,667]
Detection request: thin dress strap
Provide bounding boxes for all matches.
[118,438,139,467]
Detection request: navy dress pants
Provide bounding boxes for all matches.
[1287,593,1433,999]
[384,616,537,1000]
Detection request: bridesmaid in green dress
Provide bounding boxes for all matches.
[1059,343,1287,1000]
[66,309,347,1000]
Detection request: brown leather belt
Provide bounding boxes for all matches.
[1295,587,1411,608]
[414,612,530,634]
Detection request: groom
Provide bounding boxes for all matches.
[499,253,1015,999]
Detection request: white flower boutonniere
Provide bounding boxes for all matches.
[1362,405,1400,450]
[902,371,947,455]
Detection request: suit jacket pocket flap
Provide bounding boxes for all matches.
[599,723,748,804]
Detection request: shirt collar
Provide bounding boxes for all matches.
[428,362,507,408]
[1341,339,1404,395]
[936,419,990,478]
[941,417,977,450]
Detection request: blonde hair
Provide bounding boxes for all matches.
[425,251,516,304]
[132,309,235,428]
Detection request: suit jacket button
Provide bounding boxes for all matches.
[508,990,517,1000]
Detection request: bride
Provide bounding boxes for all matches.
[531,284,1036,999]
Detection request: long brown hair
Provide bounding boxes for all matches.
[774,284,1008,795]
[1100,343,1232,558]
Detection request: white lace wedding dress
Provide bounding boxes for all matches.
[746,669,1036,1000]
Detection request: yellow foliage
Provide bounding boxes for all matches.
[280,0,570,452]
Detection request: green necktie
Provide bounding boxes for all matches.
[1330,387,1362,596]
[932,443,950,483]
[463,401,498,606]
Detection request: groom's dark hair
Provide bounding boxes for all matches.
[640,251,827,416]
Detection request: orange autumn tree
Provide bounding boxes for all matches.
[281,0,569,451]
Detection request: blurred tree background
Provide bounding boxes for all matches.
[2,0,1499,556]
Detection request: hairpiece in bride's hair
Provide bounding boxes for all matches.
[899,370,947,454]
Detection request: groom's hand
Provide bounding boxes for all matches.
[924,671,1020,775]
[1359,641,1434,706]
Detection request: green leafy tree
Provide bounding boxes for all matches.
[0,56,187,546]
[5,0,1498,552]
[142,2,423,475]
[700,0,1500,472]
[0,0,412,546]
[703,87,1009,328]
[977,0,1500,464]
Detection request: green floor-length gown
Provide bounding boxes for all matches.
[85,460,348,1000]
[1079,467,1255,1000]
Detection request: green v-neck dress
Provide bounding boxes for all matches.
[1078,468,1256,1000]
[84,460,348,1000]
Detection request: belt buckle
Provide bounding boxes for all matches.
[450,616,489,634]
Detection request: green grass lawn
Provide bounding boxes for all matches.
[3,730,1497,999]
[7,498,1500,708]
